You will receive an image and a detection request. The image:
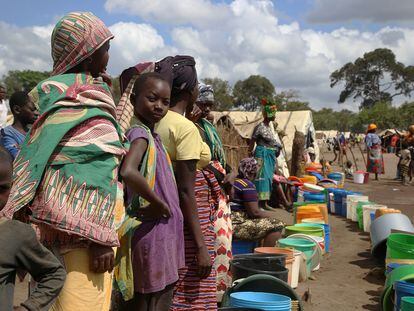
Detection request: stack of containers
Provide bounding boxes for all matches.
[347,195,369,222]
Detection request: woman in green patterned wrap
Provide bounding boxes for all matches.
[0,12,126,311]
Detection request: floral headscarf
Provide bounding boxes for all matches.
[261,98,277,118]
[197,83,214,103]
[238,157,258,180]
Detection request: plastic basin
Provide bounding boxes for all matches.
[230,292,291,310]
[387,233,414,260]
[285,225,324,237]
[402,296,414,310]
[370,213,414,261]
[382,265,414,311]
[230,259,289,283]
[394,280,414,311]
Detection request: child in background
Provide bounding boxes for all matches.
[0,91,39,159]
[117,72,184,310]
[345,160,354,179]
[0,146,66,310]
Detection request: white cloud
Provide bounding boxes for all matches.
[1,0,414,110]
[0,22,52,77]
[308,0,414,24]
[104,0,229,28]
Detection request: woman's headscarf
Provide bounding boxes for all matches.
[117,55,197,132]
[261,98,277,118]
[51,12,113,75]
[197,83,214,103]
[238,157,258,180]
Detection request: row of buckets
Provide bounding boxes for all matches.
[309,173,414,311]
[225,191,335,310]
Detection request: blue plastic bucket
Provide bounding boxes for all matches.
[308,171,324,180]
[332,189,346,216]
[230,292,291,310]
[340,191,363,218]
[394,280,414,311]
[304,192,325,202]
[232,240,259,255]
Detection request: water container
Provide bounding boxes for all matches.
[387,233,414,261]
[353,171,366,184]
[304,192,325,202]
[278,238,316,274]
[231,259,289,283]
[401,296,414,311]
[285,225,324,238]
[328,172,345,188]
[332,189,346,216]
[230,292,291,311]
[233,253,287,267]
[232,240,259,255]
[394,280,414,311]
[221,274,303,311]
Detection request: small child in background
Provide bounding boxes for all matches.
[345,160,354,179]
[0,147,66,310]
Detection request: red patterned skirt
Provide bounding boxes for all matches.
[171,170,218,311]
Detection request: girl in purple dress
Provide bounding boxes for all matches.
[119,72,185,310]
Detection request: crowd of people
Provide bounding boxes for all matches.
[0,12,287,311]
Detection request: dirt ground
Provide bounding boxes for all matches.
[13,146,414,310]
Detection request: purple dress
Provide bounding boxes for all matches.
[126,127,185,294]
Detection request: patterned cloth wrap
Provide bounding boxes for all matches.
[0,73,126,247]
[51,12,113,75]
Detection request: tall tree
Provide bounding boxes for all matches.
[233,75,275,111]
[275,89,311,111]
[330,48,414,109]
[202,77,233,111]
[2,70,50,96]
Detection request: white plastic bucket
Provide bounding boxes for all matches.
[346,195,368,221]
[363,204,387,232]
[353,172,365,184]
[291,250,302,288]
[349,196,369,222]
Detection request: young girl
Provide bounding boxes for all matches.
[119,72,185,310]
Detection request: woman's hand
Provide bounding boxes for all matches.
[196,245,212,279]
[137,199,172,221]
[89,243,114,273]
[188,104,203,122]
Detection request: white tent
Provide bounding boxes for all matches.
[211,110,320,177]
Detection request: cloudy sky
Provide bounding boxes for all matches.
[1,0,414,110]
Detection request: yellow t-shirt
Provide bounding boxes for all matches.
[156,110,211,169]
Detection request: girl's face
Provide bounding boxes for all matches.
[134,78,171,124]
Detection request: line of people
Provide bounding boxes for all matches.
[0,12,286,311]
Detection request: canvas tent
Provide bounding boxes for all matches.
[211,110,319,177]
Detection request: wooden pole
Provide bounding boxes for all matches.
[357,142,367,169]
[348,144,359,171]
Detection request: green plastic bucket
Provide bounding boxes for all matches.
[382,265,414,311]
[278,238,316,273]
[387,233,414,260]
[357,201,371,230]
[285,225,324,237]
[402,296,414,310]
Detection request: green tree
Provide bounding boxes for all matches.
[275,89,311,111]
[111,76,121,103]
[233,75,275,111]
[202,77,233,111]
[355,101,400,131]
[330,48,414,109]
[2,70,50,96]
